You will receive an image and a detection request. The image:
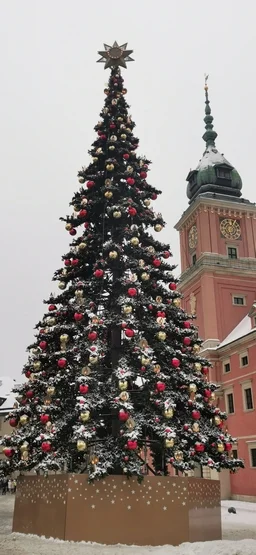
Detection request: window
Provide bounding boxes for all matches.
[223,361,231,373]
[192,253,197,265]
[244,387,253,410]
[228,247,237,259]
[240,353,249,367]
[233,296,245,306]
[226,392,234,414]
[232,449,238,459]
[250,448,256,467]
[217,168,231,179]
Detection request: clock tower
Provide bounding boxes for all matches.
[175,79,256,345]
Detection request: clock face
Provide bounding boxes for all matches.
[220,218,241,240]
[188,225,198,250]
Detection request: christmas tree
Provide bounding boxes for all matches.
[0,43,243,482]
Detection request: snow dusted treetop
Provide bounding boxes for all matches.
[0,45,243,481]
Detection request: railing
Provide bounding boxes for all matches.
[179,253,256,282]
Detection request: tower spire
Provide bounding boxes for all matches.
[203,75,218,148]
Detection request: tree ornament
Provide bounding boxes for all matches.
[128,207,137,216]
[106,163,115,171]
[194,362,202,372]
[225,442,232,451]
[140,272,149,282]
[40,414,50,424]
[195,442,204,452]
[153,258,161,267]
[113,210,122,219]
[86,180,95,189]
[60,334,69,350]
[123,305,132,314]
[9,417,18,427]
[20,442,29,453]
[171,357,180,368]
[120,391,129,401]
[3,447,14,458]
[94,269,104,278]
[42,441,51,452]
[47,317,56,326]
[141,356,151,366]
[183,321,191,329]
[127,440,137,450]
[173,298,181,307]
[154,224,163,232]
[26,390,34,399]
[164,408,173,419]
[74,312,83,321]
[125,328,135,338]
[123,153,129,160]
[81,198,88,206]
[165,438,174,448]
[48,304,56,311]
[140,171,147,179]
[88,331,97,341]
[188,384,197,393]
[121,134,127,140]
[192,422,200,433]
[77,440,87,452]
[183,336,191,346]
[33,361,41,371]
[118,410,129,421]
[58,281,66,290]
[47,386,55,396]
[214,415,222,426]
[69,228,77,236]
[80,411,90,423]
[156,381,166,392]
[65,223,72,231]
[79,209,87,218]
[163,251,171,258]
[192,410,201,420]
[89,355,98,364]
[217,443,225,453]
[109,250,118,259]
[58,358,67,369]
[157,331,166,341]
[105,190,113,199]
[20,414,29,426]
[130,237,139,246]
[126,177,135,185]
[128,287,137,297]
[78,242,87,252]
[79,384,89,394]
[143,199,151,207]
[174,450,183,461]
[78,176,85,183]
[119,380,128,391]
[193,344,201,353]
[169,282,177,291]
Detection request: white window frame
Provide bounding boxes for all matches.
[223,359,231,374]
[225,388,235,415]
[232,294,246,306]
[240,351,249,368]
[241,381,254,412]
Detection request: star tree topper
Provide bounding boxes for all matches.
[97,42,134,69]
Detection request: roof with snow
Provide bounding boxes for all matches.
[218,313,256,349]
[0,377,18,414]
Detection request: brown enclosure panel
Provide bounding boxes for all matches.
[13,474,221,546]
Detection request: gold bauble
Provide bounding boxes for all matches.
[91,456,99,465]
[147,246,155,254]
[92,157,98,163]
[165,438,174,448]
[141,356,151,366]
[141,272,150,281]
[73,205,80,212]
[217,443,224,453]
[210,392,216,400]
[119,391,129,401]
[75,289,83,298]
[174,450,184,461]
[126,166,133,174]
[89,355,98,364]
[21,450,29,461]
[192,422,200,432]
[105,191,113,199]
[58,282,66,290]
[109,250,118,259]
[173,299,181,308]
[106,163,114,171]
[121,134,127,140]
[194,363,202,372]
[81,366,91,376]
[46,421,52,430]
[164,408,174,419]
[105,179,112,187]
[119,380,128,391]
[138,259,145,267]
[154,224,163,232]
[81,198,88,206]
[214,415,221,426]
[20,415,29,426]
[126,418,135,430]
[20,442,29,453]
[188,384,197,393]
[130,237,139,246]
[47,386,55,396]
[96,147,102,154]
[77,440,87,452]
[157,331,166,341]
[156,317,165,325]
[80,411,90,423]
[156,296,162,303]
[193,344,200,353]
[144,199,151,207]
[117,116,123,121]
[65,223,72,231]
[123,305,132,314]
[47,317,56,326]
[154,364,161,373]
[33,361,41,371]
[113,210,122,219]
[109,145,115,151]
[78,242,87,251]
[60,334,69,343]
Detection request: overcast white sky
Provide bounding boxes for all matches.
[1,0,255,379]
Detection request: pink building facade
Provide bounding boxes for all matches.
[175,82,256,500]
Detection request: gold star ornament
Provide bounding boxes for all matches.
[97,42,134,69]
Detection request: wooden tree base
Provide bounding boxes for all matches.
[13,474,221,545]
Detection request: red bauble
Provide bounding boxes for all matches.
[153,259,161,267]
[40,414,50,424]
[151,193,157,200]
[9,418,18,427]
[79,209,87,218]
[156,381,166,392]
[118,410,129,422]
[202,366,209,375]
[58,358,67,369]
[87,181,95,189]
[126,177,135,185]
[127,440,137,450]
[69,228,76,236]
[100,134,106,140]
[128,287,137,297]
[148,304,153,310]
[204,389,211,398]
[39,341,47,350]
[195,443,205,453]
[88,331,97,341]
[157,311,166,318]
[64,259,71,266]
[163,251,171,259]
[110,123,116,129]
[183,424,189,431]
[128,207,137,216]
[71,259,79,266]
[79,384,89,394]
[41,441,51,453]
[169,282,177,291]
[225,443,232,451]
[183,321,191,329]
[123,153,129,160]
[123,455,129,462]
[48,304,56,311]
[74,312,83,321]
[183,337,191,346]
[171,357,180,368]
[26,390,34,399]
[84,222,89,229]
[94,269,104,278]
[125,328,135,338]
[192,410,201,420]
[140,171,147,179]
[4,448,14,458]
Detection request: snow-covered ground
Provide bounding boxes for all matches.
[0,495,256,555]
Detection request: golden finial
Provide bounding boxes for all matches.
[204,73,209,91]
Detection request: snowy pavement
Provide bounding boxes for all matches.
[0,495,256,554]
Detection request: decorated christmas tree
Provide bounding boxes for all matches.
[0,43,243,482]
